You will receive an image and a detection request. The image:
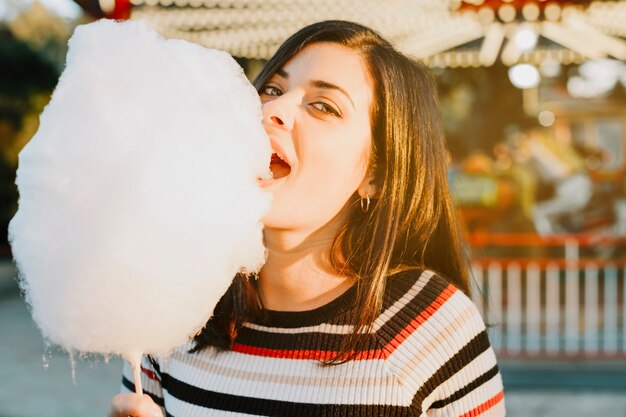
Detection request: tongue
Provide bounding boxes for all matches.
[270,160,291,179]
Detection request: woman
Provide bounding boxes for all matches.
[109,20,505,417]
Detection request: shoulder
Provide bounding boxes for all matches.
[379,268,489,354]
[384,268,479,320]
[379,269,505,415]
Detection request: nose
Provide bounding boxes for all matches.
[261,91,302,131]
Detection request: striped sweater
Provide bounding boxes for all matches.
[122,269,506,416]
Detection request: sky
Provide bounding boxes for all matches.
[1,0,83,21]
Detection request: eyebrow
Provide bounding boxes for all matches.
[275,68,356,110]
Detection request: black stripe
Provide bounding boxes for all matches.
[235,271,445,352]
[250,269,424,330]
[164,373,413,417]
[375,272,449,345]
[429,364,500,409]
[121,375,134,392]
[147,354,161,377]
[236,326,379,352]
[411,330,492,414]
[122,376,165,406]
[253,285,358,328]
[380,269,425,310]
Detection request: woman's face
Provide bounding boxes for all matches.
[258,42,374,233]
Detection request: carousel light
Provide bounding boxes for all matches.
[541,21,605,60]
[498,4,516,22]
[544,3,562,22]
[480,22,505,66]
[477,6,495,23]
[579,59,625,82]
[565,16,626,61]
[514,25,538,51]
[538,110,555,127]
[566,58,625,98]
[567,71,617,98]
[125,0,623,69]
[567,76,595,97]
[522,3,540,21]
[508,63,540,89]
[539,58,561,77]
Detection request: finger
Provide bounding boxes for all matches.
[139,394,163,417]
[111,394,162,417]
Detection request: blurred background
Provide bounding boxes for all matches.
[1,0,625,416]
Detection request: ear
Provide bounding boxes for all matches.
[357,172,379,199]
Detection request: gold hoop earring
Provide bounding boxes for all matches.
[360,194,370,213]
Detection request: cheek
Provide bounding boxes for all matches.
[265,131,371,229]
[302,138,369,195]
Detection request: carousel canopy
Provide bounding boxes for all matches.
[122,0,626,67]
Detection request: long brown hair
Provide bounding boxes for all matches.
[192,20,470,362]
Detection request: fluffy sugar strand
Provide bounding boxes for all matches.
[9,19,272,360]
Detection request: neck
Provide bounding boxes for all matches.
[258,213,355,312]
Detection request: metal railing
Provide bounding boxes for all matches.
[468,233,626,359]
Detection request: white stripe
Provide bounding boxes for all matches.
[421,348,499,411]
[159,287,483,407]
[243,270,436,335]
[167,345,388,380]
[166,348,406,405]
[243,320,354,334]
[389,291,486,397]
[138,270,498,412]
[426,375,504,417]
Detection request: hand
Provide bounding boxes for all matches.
[107,393,163,417]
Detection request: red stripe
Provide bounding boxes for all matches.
[232,283,457,360]
[231,344,383,361]
[458,390,504,417]
[385,284,456,353]
[140,364,159,381]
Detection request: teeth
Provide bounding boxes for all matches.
[269,138,290,166]
[272,151,287,164]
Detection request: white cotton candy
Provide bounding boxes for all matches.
[8,19,272,362]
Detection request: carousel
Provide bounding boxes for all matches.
[73,0,626,236]
[76,0,626,69]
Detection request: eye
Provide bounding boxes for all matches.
[311,102,341,117]
[261,84,282,97]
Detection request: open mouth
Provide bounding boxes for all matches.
[269,152,291,179]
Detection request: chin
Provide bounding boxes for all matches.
[261,211,292,230]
